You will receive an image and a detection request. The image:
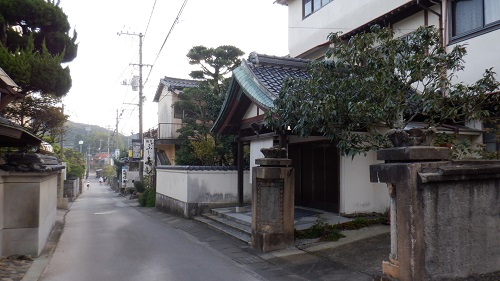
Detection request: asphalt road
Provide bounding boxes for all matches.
[39,179,263,281]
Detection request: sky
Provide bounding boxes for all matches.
[59,0,289,136]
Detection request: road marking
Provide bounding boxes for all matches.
[94,211,115,215]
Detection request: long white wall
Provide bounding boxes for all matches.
[156,168,251,204]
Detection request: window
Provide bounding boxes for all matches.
[483,119,500,159]
[303,0,332,18]
[173,104,184,119]
[451,0,500,38]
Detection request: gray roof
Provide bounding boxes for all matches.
[212,52,309,134]
[153,77,199,102]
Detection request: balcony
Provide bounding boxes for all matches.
[158,122,183,140]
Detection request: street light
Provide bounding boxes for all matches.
[79,140,83,153]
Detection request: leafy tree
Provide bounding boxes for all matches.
[175,45,244,165]
[187,45,243,95]
[63,148,85,179]
[267,26,500,156]
[102,165,116,179]
[2,93,67,141]
[0,0,77,97]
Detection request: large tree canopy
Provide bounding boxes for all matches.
[267,26,499,156]
[0,0,77,97]
[187,45,244,95]
[175,45,244,165]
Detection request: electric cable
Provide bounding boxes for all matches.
[143,0,189,86]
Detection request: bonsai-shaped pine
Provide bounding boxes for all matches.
[267,25,499,156]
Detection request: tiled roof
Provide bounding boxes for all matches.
[236,52,309,108]
[212,52,309,134]
[0,116,41,147]
[153,76,199,102]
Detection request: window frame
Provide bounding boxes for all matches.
[303,0,332,19]
[483,117,500,159]
[449,0,500,44]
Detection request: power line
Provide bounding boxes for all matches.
[143,0,158,39]
[144,0,189,86]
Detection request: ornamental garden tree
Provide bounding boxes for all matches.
[267,26,500,156]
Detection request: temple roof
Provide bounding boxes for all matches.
[212,52,309,135]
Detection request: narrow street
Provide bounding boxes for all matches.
[39,178,263,281]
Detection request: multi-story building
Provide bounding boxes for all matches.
[213,0,499,214]
[153,77,199,165]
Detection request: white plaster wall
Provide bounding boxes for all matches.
[340,151,389,214]
[156,169,188,202]
[250,138,274,183]
[37,174,57,256]
[156,168,251,204]
[449,30,500,84]
[186,170,251,203]
[243,103,259,119]
[157,88,171,124]
[287,0,413,57]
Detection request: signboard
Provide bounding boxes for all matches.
[121,166,128,187]
[132,139,141,160]
[143,138,154,174]
[115,149,120,159]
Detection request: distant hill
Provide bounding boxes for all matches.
[64,121,134,152]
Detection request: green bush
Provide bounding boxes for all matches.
[138,188,155,207]
[67,164,85,179]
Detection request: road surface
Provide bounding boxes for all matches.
[39,178,263,281]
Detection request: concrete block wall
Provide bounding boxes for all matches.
[1,172,59,257]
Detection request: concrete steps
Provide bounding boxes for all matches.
[193,209,252,244]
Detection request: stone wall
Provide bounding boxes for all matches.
[370,147,500,280]
[63,179,79,201]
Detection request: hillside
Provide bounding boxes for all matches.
[64,121,133,153]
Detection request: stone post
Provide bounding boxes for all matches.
[251,147,294,252]
[370,146,500,280]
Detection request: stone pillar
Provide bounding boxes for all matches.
[371,146,500,280]
[251,147,294,252]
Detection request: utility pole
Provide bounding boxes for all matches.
[60,104,64,160]
[118,32,151,182]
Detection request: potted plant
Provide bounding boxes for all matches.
[268,26,499,156]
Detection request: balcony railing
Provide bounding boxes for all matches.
[158,122,183,139]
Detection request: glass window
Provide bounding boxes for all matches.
[303,0,331,18]
[314,0,321,12]
[304,0,312,17]
[485,0,500,24]
[483,119,500,158]
[451,0,500,37]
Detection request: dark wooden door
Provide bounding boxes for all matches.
[289,141,340,212]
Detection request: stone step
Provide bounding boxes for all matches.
[211,208,252,227]
[194,214,251,244]
[204,213,252,234]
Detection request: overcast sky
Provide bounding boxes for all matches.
[59,0,289,136]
